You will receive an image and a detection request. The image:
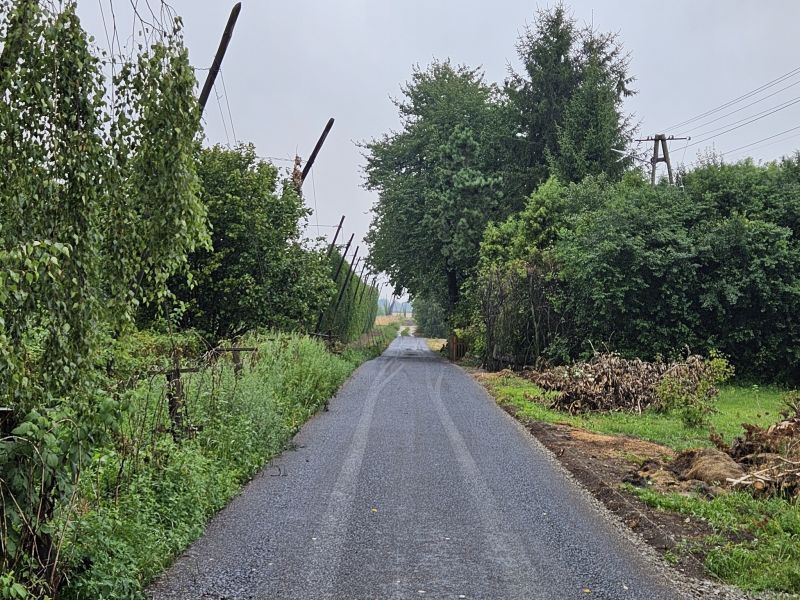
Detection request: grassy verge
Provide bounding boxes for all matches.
[59,330,394,599]
[477,370,800,594]
[479,372,785,449]
[628,488,800,592]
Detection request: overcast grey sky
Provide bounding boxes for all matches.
[77,1,800,296]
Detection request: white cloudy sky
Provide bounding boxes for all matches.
[75,1,800,296]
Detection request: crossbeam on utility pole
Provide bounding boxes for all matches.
[636,134,690,185]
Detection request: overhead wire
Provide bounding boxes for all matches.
[685,93,800,139]
[214,82,231,146]
[678,96,800,151]
[665,64,800,131]
[220,70,237,144]
[676,78,800,136]
[723,124,800,156]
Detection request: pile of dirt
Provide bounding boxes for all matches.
[523,353,713,414]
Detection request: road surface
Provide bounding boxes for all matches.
[149,336,684,600]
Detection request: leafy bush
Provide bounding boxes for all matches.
[473,160,800,383]
[0,3,206,594]
[172,144,335,342]
[656,353,735,427]
[59,332,364,599]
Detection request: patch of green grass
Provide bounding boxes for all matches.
[629,487,800,594]
[479,373,786,450]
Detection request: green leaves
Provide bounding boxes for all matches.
[0,2,206,594]
[170,144,335,342]
[364,61,504,311]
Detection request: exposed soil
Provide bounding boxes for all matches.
[501,402,718,582]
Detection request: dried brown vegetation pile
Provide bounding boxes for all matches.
[714,398,800,497]
[523,353,713,414]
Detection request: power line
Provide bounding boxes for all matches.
[723,124,800,156]
[686,93,800,139]
[214,82,231,146]
[665,64,800,131]
[727,131,800,159]
[677,97,800,152]
[220,70,237,144]
[677,79,800,136]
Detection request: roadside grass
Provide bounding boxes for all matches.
[628,488,800,593]
[478,370,800,594]
[478,372,786,449]
[60,330,395,599]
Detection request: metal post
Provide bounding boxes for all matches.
[198,3,242,117]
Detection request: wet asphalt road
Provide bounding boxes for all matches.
[148,336,683,600]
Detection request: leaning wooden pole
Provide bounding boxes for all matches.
[198,2,242,117]
[300,118,335,186]
[329,246,360,338]
[315,233,354,334]
[326,215,345,257]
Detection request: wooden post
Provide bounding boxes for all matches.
[301,118,335,186]
[198,3,242,117]
[315,232,354,334]
[327,215,345,257]
[167,349,185,437]
[329,246,360,337]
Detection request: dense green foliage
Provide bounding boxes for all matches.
[504,5,633,197]
[364,60,506,310]
[174,145,334,342]
[53,331,389,599]
[412,296,449,338]
[364,4,634,319]
[473,159,800,382]
[0,2,207,594]
[0,3,382,597]
[318,250,379,343]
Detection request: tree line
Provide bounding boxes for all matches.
[366,4,800,383]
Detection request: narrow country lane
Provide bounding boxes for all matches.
[148,336,684,600]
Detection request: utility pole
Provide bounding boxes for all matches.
[198,3,242,118]
[636,134,690,185]
[301,118,335,186]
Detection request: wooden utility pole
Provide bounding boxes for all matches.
[636,134,690,185]
[300,118,335,187]
[198,3,242,117]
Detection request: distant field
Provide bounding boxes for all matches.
[375,314,412,326]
